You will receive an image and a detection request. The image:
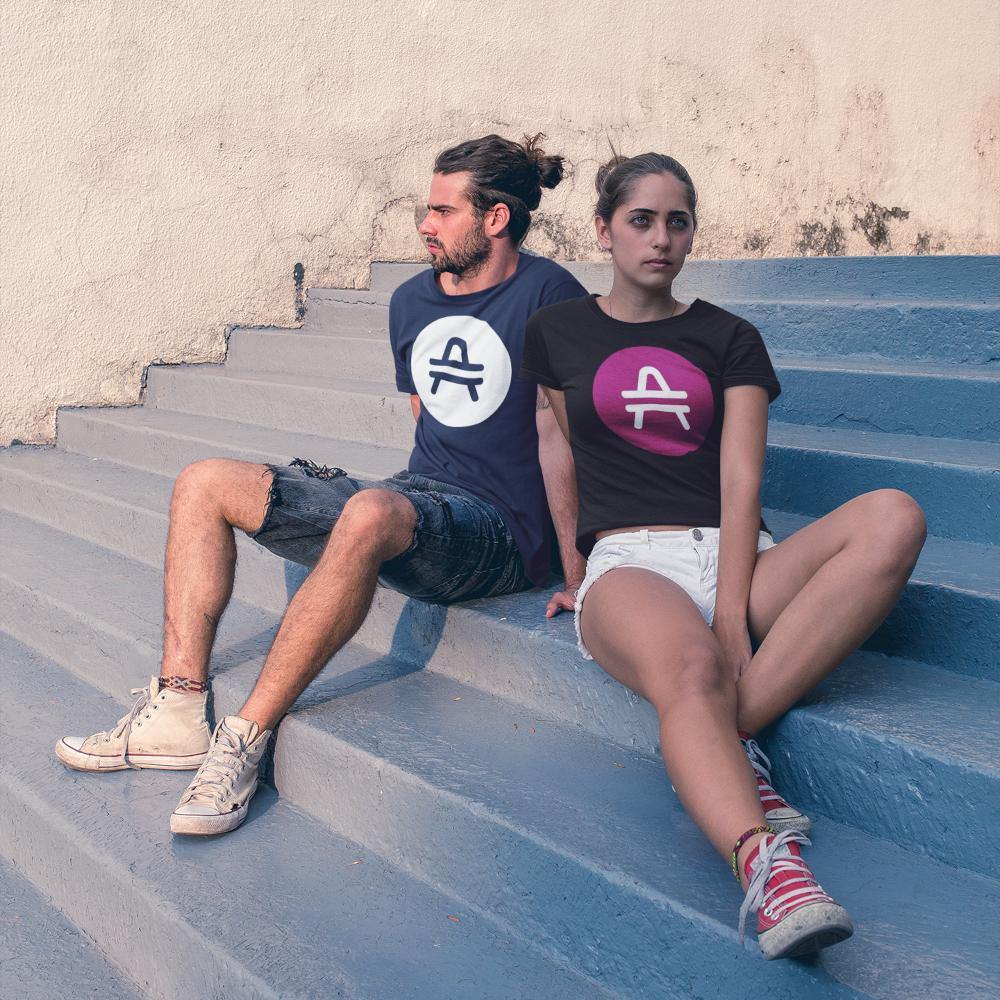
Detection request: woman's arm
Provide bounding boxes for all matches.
[714,385,770,681]
[536,386,587,617]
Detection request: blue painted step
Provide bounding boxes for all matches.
[772,357,1000,441]
[737,302,999,365]
[223,336,1000,439]
[765,423,1000,545]
[764,650,1000,878]
[137,364,1000,546]
[0,855,142,1000]
[765,510,999,683]
[215,646,1000,1000]
[302,294,1000,365]
[7,626,1000,998]
[0,509,997,882]
[1,445,995,685]
[368,256,1000,303]
[0,636,600,1000]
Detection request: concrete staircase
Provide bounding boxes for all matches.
[1,256,997,999]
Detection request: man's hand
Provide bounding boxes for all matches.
[545,583,582,619]
[712,614,753,683]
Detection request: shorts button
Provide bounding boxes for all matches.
[692,528,703,541]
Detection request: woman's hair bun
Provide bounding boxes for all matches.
[521,133,565,190]
[595,152,629,196]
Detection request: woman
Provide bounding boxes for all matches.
[520,153,926,959]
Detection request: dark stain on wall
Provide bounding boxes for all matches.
[744,231,772,254]
[796,220,846,256]
[912,232,946,255]
[293,262,305,322]
[526,213,592,259]
[852,202,910,251]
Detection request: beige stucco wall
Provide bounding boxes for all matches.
[2,0,998,445]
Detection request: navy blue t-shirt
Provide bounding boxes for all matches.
[389,253,587,586]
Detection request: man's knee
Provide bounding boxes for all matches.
[325,488,417,561]
[171,458,272,532]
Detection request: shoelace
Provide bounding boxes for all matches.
[92,686,153,769]
[738,830,833,943]
[179,725,251,810]
[741,736,787,809]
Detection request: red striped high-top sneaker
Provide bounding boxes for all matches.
[740,732,811,834]
[739,830,853,960]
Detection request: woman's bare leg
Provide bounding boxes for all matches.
[736,489,926,735]
[581,567,767,880]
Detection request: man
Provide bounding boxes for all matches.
[55,133,588,836]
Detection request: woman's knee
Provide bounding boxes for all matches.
[647,644,730,710]
[854,489,927,569]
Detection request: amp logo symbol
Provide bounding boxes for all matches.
[410,316,512,427]
[428,337,485,401]
[620,366,691,431]
[592,346,714,457]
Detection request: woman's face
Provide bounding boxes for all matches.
[596,171,695,290]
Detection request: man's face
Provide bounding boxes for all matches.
[416,171,492,277]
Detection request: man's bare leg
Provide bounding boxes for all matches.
[168,482,416,835]
[55,457,272,773]
[160,460,417,724]
[160,458,275,688]
[238,488,416,730]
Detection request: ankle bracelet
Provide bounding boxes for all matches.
[159,675,209,694]
[731,824,774,881]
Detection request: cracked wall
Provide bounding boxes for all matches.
[2,0,998,444]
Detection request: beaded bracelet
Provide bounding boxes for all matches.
[159,675,209,694]
[730,824,774,881]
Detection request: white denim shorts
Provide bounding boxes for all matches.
[573,527,776,660]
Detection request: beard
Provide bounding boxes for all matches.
[428,224,492,278]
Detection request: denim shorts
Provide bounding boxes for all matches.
[574,527,776,659]
[247,458,532,604]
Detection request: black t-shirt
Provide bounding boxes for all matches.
[520,294,781,556]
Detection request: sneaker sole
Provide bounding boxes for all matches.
[766,811,812,835]
[668,786,812,836]
[55,738,208,772]
[758,902,854,960]
[169,783,256,836]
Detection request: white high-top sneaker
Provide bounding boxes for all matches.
[170,716,271,836]
[55,678,210,772]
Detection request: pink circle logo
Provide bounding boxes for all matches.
[593,347,714,456]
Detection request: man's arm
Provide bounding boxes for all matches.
[536,386,587,618]
[410,394,421,422]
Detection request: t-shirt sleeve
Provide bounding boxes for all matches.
[519,312,562,389]
[541,275,588,308]
[388,291,416,394]
[721,320,781,402]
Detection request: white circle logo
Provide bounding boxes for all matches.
[410,316,512,427]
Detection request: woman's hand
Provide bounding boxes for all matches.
[546,583,582,618]
[712,614,753,684]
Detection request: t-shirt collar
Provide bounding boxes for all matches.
[425,252,531,303]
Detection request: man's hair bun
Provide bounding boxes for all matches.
[522,133,565,192]
[433,132,567,243]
